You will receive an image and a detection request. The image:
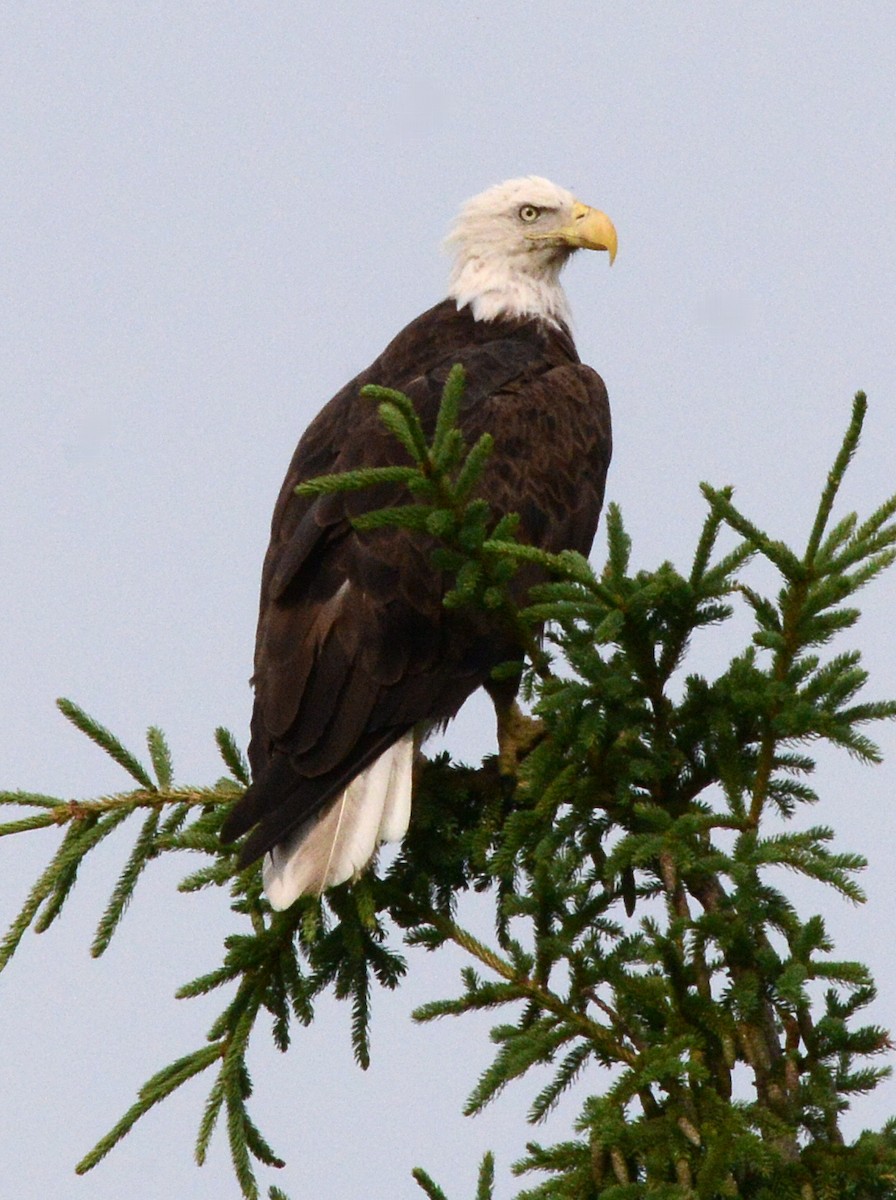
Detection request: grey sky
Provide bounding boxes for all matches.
[2,4,895,1197]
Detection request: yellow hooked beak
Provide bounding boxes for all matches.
[528,201,618,264]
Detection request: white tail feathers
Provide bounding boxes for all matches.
[262,733,415,910]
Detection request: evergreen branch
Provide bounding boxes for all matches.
[700,485,804,580]
[351,504,439,532]
[0,838,73,971]
[295,464,419,497]
[433,364,466,457]
[4,785,229,825]
[828,495,896,574]
[425,916,637,1069]
[476,1151,496,1200]
[217,727,251,786]
[147,726,173,789]
[359,383,420,408]
[376,399,431,463]
[805,392,866,563]
[57,697,156,789]
[159,799,193,838]
[0,790,72,809]
[818,511,859,564]
[195,1071,225,1165]
[224,1012,266,1197]
[35,806,135,935]
[0,810,65,837]
[689,485,734,586]
[412,1168,450,1200]
[0,732,236,976]
[465,1018,575,1115]
[603,501,631,582]
[76,1043,224,1174]
[528,1039,593,1122]
[453,433,495,502]
[91,807,162,956]
[482,541,602,591]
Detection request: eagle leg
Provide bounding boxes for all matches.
[485,677,545,775]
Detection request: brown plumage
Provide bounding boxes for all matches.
[221,177,616,907]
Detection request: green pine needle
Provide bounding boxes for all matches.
[476,1151,496,1200]
[295,464,418,497]
[57,697,156,789]
[147,726,173,789]
[806,392,867,563]
[216,727,250,786]
[433,364,466,455]
[411,1167,451,1200]
[91,807,161,956]
[76,1044,223,1175]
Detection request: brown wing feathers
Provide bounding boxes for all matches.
[221,302,611,865]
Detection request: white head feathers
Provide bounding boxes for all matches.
[445,176,589,327]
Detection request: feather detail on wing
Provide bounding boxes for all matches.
[262,733,414,909]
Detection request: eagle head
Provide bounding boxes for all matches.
[445,176,617,327]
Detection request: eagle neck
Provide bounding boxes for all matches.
[447,253,571,328]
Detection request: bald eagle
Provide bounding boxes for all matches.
[221,177,616,909]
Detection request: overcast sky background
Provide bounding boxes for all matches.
[2,4,895,1197]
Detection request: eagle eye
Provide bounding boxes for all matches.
[518,204,541,223]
